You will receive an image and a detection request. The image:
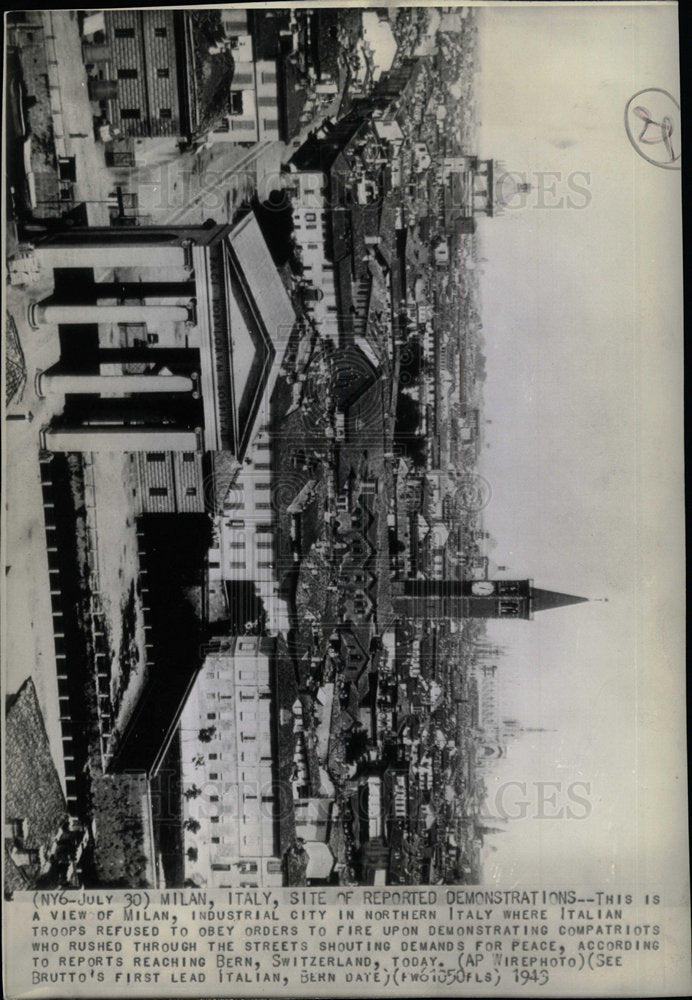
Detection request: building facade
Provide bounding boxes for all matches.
[85,10,186,139]
[283,171,340,343]
[31,213,296,462]
[205,10,286,145]
[208,431,291,634]
[179,635,283,889]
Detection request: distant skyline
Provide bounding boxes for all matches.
[474,4,684,889]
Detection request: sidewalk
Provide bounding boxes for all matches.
[40,10,110,225]
[4,281,69,796]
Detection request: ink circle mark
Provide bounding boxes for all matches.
[625,89,681,169]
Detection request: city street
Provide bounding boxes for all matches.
[40,10,110,225]
[129,139,285,225]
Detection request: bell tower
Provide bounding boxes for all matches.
[391,578,587,620]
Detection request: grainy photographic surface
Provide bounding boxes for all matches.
[2,3,688,997]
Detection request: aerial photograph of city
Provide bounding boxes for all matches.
[4,5,597,895]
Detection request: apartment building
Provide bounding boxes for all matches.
[282,171,340,343]
[206,9,291,145]
[208,431,291,634]
[179,635,283,889]
[85,10,187,139]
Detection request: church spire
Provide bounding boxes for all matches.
[529,588,588,613]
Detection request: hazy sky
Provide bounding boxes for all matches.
[473,4,684,889]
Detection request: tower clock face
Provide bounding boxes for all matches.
[471,580,495,596]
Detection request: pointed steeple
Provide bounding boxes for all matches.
[529,588,588,613]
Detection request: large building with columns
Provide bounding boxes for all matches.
[31,215,296,510]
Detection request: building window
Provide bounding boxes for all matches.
[232,120,255,131]
[241,734,256,743]
[228,541,245,549]
[256,539,273,549]
[229,560,245,568]
[210,816,219,824]
[261,71,276,84]
[207,713,216,720]
[147,453,166,463]
[120,108,141,120]
[149,487,167,497]
[254,483,271,490]
[210,795,219,803]
[115,27,135,38]
[255,502,271,510]
[239,861,258,874]
[499,600,520,617]
[209,773,218,780]
[234,73,253,86]
[254,462,271,470]
[208,753,218,760]
[267,860,282,874]
[186,487,197,497]
[117,68,138,79]
[211,863,231,871]
[257,561,275,569]
[160,108,172,119]
[306,213,317,222]
[211,837,220,844]
[256,441,270,450]
[183,452,195,462]
[154,26,167,38]
[118,321,147,343]
[225,502,244,510]
[224,18,248,33]
[262,118,279,132]
[230,91,244,115]
[209,560,220,569]
[157,67,170,78]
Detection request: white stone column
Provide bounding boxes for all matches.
[36,372,197,398]
[35,244,188,271]
[29,301,190,328]
[41,426,201,452]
